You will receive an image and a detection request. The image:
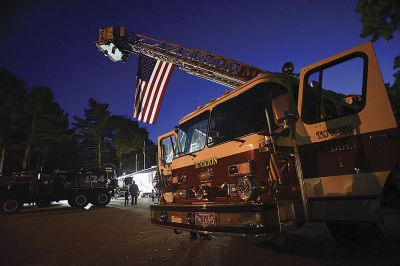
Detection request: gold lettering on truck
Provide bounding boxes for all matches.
[194,157,218,169]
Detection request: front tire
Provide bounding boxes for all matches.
[1,196,22,215]
[71,193,89,209]
[91,192,111,206]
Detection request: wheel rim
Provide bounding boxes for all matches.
[98,194,108,204]
[4,200,18,212]
[75,195,87,206]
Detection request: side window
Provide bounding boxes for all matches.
[160,136,177,164]
[302,55,366,124]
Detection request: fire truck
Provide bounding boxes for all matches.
[0,167,117,214]
[96,26,400,239]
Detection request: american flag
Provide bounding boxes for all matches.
[133,55,174,124]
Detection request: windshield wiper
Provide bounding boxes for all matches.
[231,138,245,144]
[222,136,246,146]
[209,135,245,146]
[178,151,197,159]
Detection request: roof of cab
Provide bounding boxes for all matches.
[178,72,286,124]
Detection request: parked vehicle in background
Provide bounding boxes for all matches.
[0,166,117,214]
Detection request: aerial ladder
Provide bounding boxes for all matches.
[95,26,268,88]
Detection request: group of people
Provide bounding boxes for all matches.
[123,181,157,206]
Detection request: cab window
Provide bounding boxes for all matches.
[209,83,287,146]
[302,54,366,124]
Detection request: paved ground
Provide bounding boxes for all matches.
[1,198,400,266]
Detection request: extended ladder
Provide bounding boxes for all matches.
[96,26,268,88]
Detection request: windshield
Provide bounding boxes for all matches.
[209,83,287,145]
[177,111,209,155]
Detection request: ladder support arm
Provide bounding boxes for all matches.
[96,26,268,88]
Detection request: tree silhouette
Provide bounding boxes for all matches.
[73,98,114,169]
[356,0,400,123]
[0,69,26,171]
[21,87,70,170]
[111,116,143,171]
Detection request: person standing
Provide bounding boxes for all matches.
[130,181,139,206]
[124,189,130,206]
[151,189,155,202]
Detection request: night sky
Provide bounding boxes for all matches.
[1,0,399,142]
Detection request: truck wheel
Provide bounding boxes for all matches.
[72,193,89,209]
[1,196,22,215]
[35,199,51,208]
[91,192,111,206]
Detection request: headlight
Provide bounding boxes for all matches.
[163,192,174,203]
[171,175,187,184]
[237,177,254,201]
[195,186,205,200]
[175,189,187,199]
[198,169,213,183]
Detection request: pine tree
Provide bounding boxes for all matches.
[0,69,26,171]
[21,87,71,170]
[73,98,114,169]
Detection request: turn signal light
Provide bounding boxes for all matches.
[198,169,213,183]
[228,161,255,177]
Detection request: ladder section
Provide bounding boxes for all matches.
[96,26,268,88]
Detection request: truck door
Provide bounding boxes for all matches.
[296,42,400,222]
[158,131,178,185]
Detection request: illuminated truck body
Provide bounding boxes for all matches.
[150,42,400,237]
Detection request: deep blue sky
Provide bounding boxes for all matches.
[1,0,399,142]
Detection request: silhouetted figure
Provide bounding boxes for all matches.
[129,181,139,206]
[124,190,129,206]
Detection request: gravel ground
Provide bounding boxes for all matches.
[0,198,399,266]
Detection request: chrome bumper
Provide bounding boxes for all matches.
[149,203,280,236]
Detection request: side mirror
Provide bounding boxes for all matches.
[208,130,220,144]
[174,126,180,134]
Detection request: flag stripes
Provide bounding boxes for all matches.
[133,56,174,124]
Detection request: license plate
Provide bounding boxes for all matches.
[195,212,216,227]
